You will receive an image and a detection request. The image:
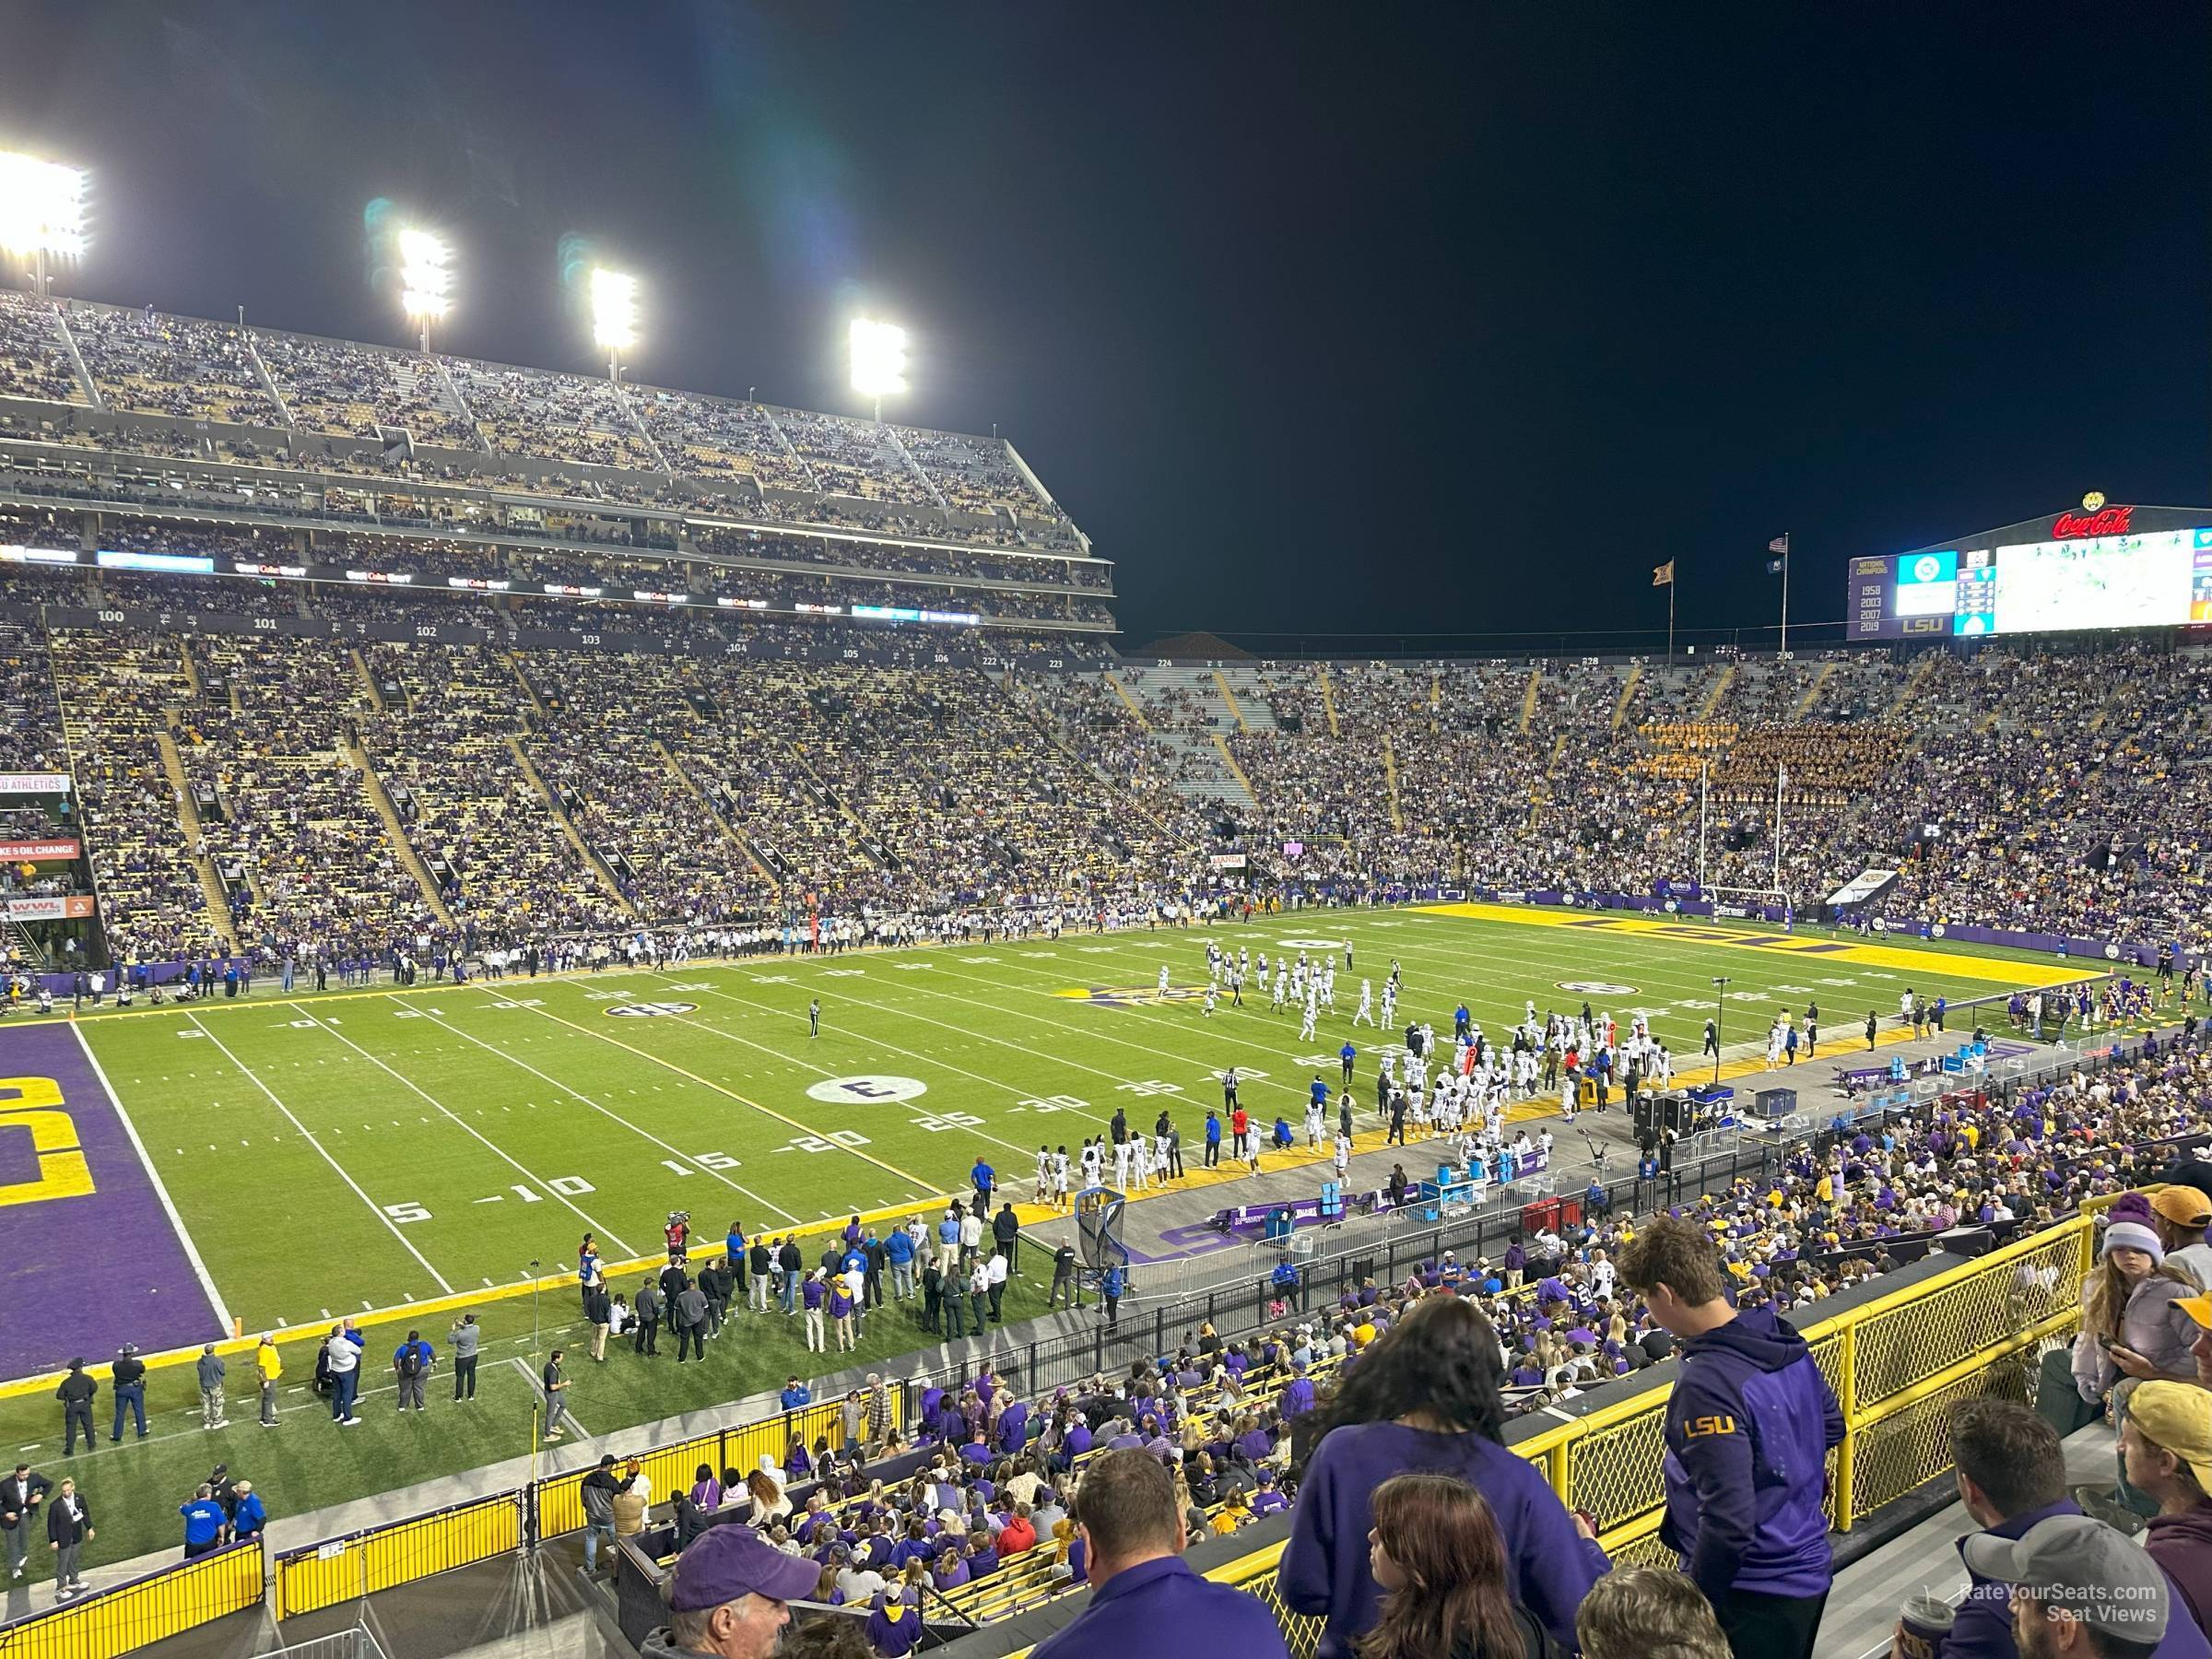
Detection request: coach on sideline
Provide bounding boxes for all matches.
[1618,1213,1844,1659]
[1030,1449,1288,1659]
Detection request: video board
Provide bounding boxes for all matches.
[1848,525,2212,639]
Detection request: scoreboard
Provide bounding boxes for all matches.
[1848,504,2212,641]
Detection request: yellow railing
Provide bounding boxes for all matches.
[0,1539,263,1659]
[1,1223,2100,1657]
[1189,1215,2098,1647]
[275,1491,524,1619]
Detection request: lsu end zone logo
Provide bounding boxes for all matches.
[806,1076,928,1104]
[605,1001,698,1018]
[1054,984,1209,1008]
[1557,981,1637,997]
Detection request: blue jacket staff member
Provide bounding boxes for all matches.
[1618,1214,1844,1659]
[1030,1448,1288,1659]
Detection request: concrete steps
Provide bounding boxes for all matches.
[653,738,782,896]
[155,725,241,953]
[1697,664,1737,720]
[345,735,454,928]
[508,737,637,914]
[1611,663,1644,733]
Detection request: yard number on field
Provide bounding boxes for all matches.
[1016,1095,1089,1114]
[782,1130,873,1154]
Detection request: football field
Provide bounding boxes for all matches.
[0,901,2096,1576]
[11,900,2084,1377]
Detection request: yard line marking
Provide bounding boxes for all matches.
[495,994,945,1194]
[65,1026,233,1335]
[633,973,1074,1157]
[737,960,1322,1115]
[510,1354,592,1441]
[180,1013,456,1296]
[409,998,799,1226]
[285,1006,638,1258]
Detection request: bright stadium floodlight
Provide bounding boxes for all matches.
[0,152,88,296]
[397,228,451,352]
[849,318,909,421]
[591,267,637,382]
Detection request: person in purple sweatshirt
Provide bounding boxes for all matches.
[1618,1214,1844,1659]
[1280,1363,1316,1422]
[1278,1296,1607,1659]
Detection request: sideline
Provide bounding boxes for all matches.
[0,903,2128,1401]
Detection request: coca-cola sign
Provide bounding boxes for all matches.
[2050,505,2133,539]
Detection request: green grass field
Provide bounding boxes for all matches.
[0,901,2081,1579]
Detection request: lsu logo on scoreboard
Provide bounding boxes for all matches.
[0,1075,95,1209]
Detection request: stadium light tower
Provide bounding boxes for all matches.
[591,267,637,382]
[849,318,909,422]
[397,228,451,353]
[0,151,88,297]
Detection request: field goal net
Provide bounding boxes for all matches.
[1704,884,1791,919]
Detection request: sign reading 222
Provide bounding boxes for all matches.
[0,1076,94,1209]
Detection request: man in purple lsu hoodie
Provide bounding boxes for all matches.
[1619,1215,1845,1659]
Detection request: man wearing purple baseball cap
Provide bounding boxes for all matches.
[641,1522,822,1659]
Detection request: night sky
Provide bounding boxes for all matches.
[1,4,2204,649]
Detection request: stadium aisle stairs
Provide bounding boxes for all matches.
[1216,666,1282,735]
[1883,653,1939,719]
[509,736,637,914]
[1789,660,1837,720]
[344,734,455,927]
[1610,662,1643,731]
[40,298,100,407]
[1695,663,1737,719]
[1101,670,1152,729]
[651,738,784,894]
[1133,665,1253,809]
[155,722,241,954]
[1316,665,1340,735]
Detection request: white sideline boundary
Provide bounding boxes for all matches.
[71,1018,236,1335]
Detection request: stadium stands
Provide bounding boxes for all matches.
[7,282,2212,975]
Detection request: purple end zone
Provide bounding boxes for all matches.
[0,1024,224,1377]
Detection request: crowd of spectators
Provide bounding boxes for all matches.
[0,294,1088,569]
[174,636,429,964]
[1023,645,2212,950]
[252,329,478,449]
[0,289,87,406]
[46,627,227,962]
[357,640,633,943]
[64,303,280,428]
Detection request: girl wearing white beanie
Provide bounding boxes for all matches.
[2076,1217,2200,1404]
[2074,1207,2204,1516]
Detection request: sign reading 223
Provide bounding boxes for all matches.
[0,1076,94,1209]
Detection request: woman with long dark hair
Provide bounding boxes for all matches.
[1359,1474,1549,1659]
[1279,1294,1606,1658]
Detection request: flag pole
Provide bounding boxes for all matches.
[1779,535,1790,659]
[1667,573,1677,665]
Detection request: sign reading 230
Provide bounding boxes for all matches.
[0,1076,94,1209]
